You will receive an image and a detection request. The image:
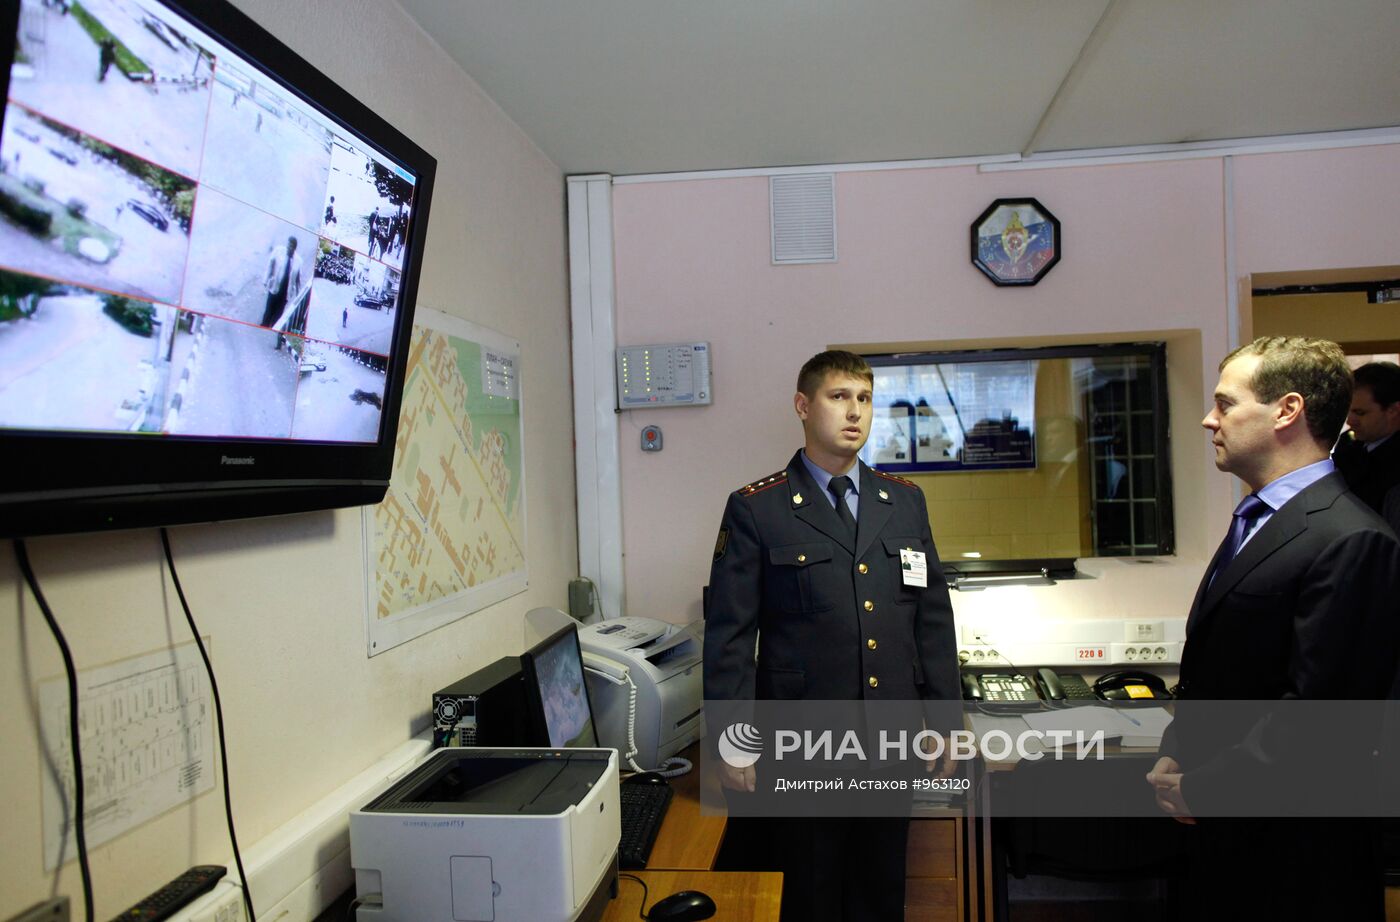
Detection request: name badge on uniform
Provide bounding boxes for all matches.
[900,548,927,588]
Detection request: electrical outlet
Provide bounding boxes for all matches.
[6,898,69,922]
[1113,642,1176,664]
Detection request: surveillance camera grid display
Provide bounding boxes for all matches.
[0,0,418,442]
[534,631,598,749]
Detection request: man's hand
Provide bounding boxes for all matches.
[717,761,756,792]
[1145,756,1196,825]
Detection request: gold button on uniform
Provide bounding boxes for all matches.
[868,676,879,688]
[864,600,874,612]
[867,639,877,650]
[858,563,868,574]
[797,554,806,563]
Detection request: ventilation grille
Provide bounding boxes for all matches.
[770,173,836,264]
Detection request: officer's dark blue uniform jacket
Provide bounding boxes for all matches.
[704,451,959,721]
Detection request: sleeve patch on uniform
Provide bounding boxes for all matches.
[714,526,729,561]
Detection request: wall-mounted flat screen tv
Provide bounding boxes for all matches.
[0,0,436,536]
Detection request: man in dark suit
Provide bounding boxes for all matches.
[1146,336,1400,920]
[1335,361,1400,514]
[705,350,959,922]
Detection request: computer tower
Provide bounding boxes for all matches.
[432,655,531,747]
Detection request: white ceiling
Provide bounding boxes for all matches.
[394,0,1400,176]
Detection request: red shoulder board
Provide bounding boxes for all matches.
[873,470,918,489]
[738,470,788,497]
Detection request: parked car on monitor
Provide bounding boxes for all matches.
[127,199,168,232]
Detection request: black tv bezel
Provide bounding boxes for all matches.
[519,624,601,750]
[0,0,437,537]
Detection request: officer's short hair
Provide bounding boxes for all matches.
[797,350,874,397]
[1353,362,1400,408]
[1222,336,1352,447]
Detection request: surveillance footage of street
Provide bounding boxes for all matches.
[0,0,416,442]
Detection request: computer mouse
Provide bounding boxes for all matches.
[646,889,716,922]
[625,771,669,786]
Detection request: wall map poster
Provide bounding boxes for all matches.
[364,307,525,655]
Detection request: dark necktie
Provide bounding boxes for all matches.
[828,475,857,539]
[1214,493,1268,579]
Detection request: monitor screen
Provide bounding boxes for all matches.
[0,0,436,535]
[522,625,599,749]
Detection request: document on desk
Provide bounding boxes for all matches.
[967,713,1037,764]
[1022,705,1173,749]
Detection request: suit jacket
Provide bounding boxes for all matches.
[704,451,959,716]
[1384,483,1400,537]
[1335,432,1400,514]
[1162,471,1400,811]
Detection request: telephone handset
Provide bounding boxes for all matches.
[581,650,692,777]
[1092,670,1172,701]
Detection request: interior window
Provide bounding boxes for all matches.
[861,343,1173,576]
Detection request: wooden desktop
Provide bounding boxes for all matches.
[601,743,783,922]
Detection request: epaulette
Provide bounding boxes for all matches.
[873,469,918,489]
[738,470,788,497]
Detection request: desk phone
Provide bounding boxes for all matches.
[961,668,1097,706]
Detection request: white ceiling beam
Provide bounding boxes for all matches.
[1021,0,1125,159]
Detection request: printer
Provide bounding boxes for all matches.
[349,747,619,922]
[578,617,703,772]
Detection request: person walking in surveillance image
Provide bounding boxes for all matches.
[97,37,116,82]
[367,206,381,258]
[261,235,303,335]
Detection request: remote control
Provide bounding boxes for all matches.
[111,865,227,920]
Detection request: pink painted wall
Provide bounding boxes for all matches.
[1233,144,1400,275]
[610,144,1400,624]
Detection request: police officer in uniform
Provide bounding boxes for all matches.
[705,350,960,922]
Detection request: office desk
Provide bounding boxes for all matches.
[654,744,966,922]
[641,743,727,870]
[602,871,782,922]
[966,725,1180,922]
[601,742,782,920]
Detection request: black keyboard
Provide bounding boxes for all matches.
[618,782,674,869]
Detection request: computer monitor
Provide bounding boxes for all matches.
[521,625,600,748]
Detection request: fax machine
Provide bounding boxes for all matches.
[578,617,703,772]
[349,747,619,922]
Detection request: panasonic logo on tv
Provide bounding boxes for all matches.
[220,456,256,466]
